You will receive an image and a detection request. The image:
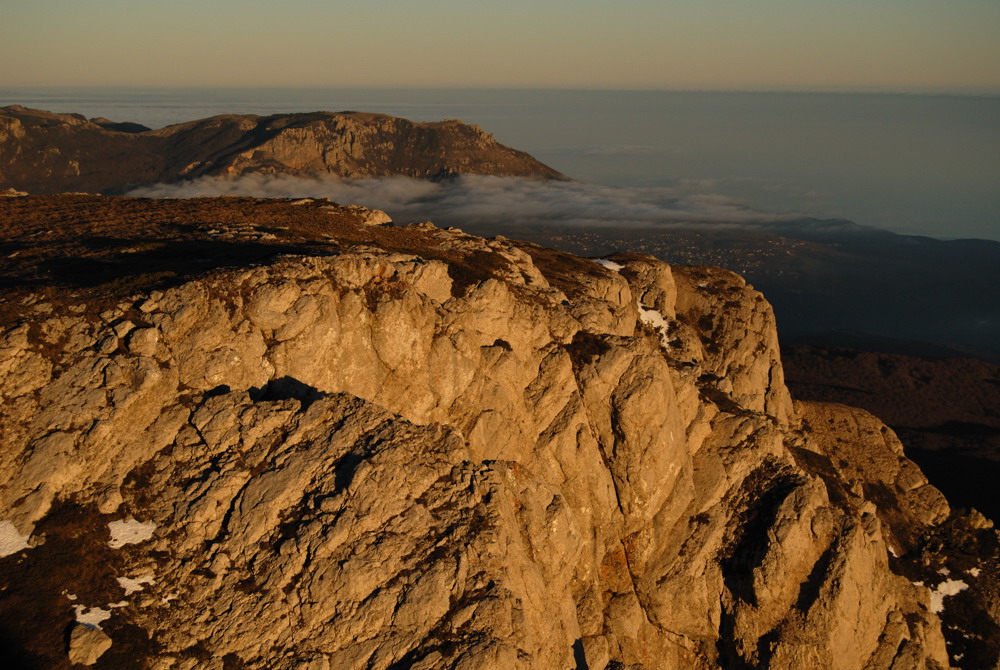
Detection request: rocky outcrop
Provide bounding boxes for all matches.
[784,346,1000,522]
[0,196,989,669]
[68,625,113,665]
[0,106,565,195]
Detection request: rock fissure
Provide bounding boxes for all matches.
[0,196,983,669]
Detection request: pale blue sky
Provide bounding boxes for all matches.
[2,0,998,91]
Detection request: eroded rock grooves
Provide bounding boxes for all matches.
[0,196,994,669]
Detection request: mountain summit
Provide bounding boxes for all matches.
[0,106,565,194]
[0,194,994,668]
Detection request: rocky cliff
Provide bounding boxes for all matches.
[0,195,995,669]
[0,106,564,195]
[783,346,1000,523]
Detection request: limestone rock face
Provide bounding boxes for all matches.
[0,198,977,669]
[68,625,113,665]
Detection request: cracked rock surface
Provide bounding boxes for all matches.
[0,196,993,669]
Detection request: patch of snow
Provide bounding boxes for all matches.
[74,605,112,629]
[638,303,673,348]
[938,567,951,576]
[930,579,968,614]
[63,591,78,601]
[595,258,624,272]
[912,581,925,587]
[107,518,157,549]
[0,520,31,557]
[117,575,155,595]
[969,567,981,577]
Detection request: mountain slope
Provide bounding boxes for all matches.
[0,106,565,194]
[452,219,1000,363]
[0,195,993,669]
[783,345,1000,524]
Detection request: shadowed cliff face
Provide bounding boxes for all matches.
[0,106,565,195]
[0,196,994,669]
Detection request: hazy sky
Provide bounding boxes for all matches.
[2,0,999,92]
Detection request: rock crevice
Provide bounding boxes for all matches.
[0,197,977,669]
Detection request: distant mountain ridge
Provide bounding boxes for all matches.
[0,105,565,194]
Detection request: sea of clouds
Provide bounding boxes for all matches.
[128,175,805,230]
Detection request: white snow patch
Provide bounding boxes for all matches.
[638,303,673,348]
[930,579,968,613]
[63,591,78,601]
[117,575,155,595]
[74,605,112,629]
[938,567,951,576]
[107,518,157,549]
[969,567,981,577]
[595,258,624,272]
[0,520,31,557]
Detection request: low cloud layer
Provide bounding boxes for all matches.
[129,175,805,230]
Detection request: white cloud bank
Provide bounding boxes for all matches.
[128,174,803,230]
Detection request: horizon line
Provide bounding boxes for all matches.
[2,84,999,98]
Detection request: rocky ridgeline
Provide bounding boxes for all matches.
[0,196,994,669]
[0,106,565,195]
